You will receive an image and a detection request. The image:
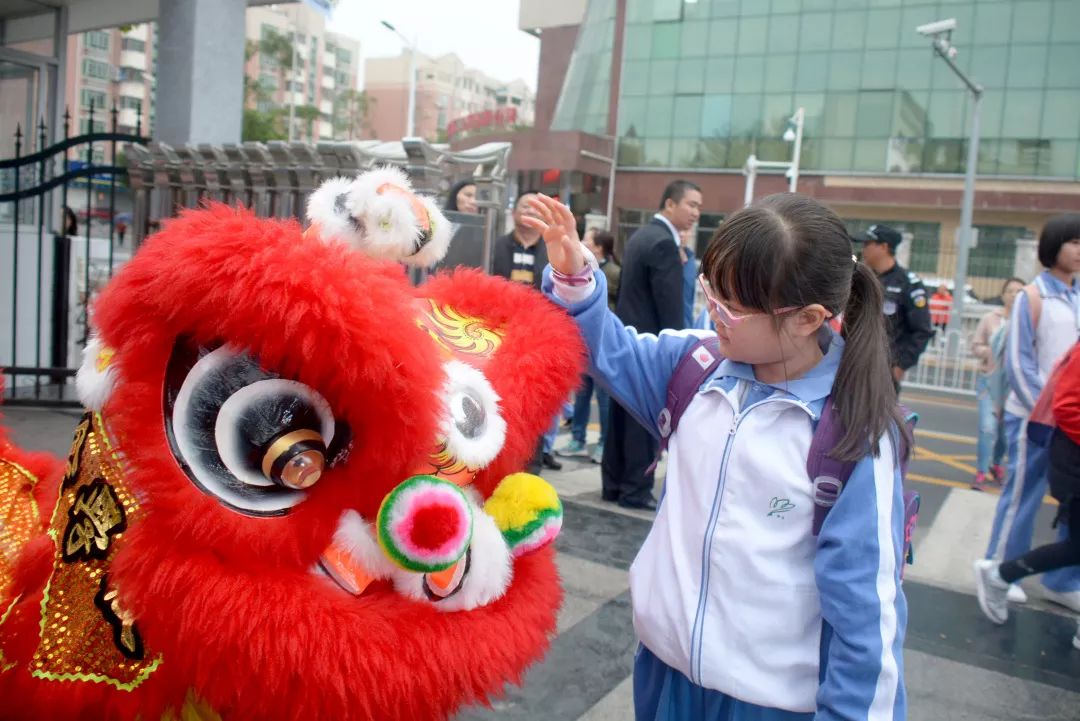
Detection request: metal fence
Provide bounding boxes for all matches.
[0,104,145,406]
[2,132,511,407]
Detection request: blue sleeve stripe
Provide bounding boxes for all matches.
[1007,287,1039,409]
[869,445,902,720]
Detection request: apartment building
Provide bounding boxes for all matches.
[64,23,156,150]
[364,51,535,142]
[244,3,362,142]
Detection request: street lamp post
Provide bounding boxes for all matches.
[381,20,416,138]
[917,18,983,335]
[742,107,805,206]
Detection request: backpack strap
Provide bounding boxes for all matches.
[646,337,723,474]
[807,398,856,537]
[1025,281,1043,331]
[808,399,918,536]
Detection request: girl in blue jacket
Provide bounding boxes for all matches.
[524,193,909,721]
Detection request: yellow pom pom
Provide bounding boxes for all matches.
[484,472,560,534]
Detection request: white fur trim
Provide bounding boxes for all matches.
[440,361,506,470]
[391,492,513,611]
[331,509,398,580]
[305,176,358,245]
[402,195,452,267]
[305,168,452,266]
[76,335,117,411]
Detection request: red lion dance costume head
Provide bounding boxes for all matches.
[0,168,584,720]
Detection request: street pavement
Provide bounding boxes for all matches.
[3,389,1079,720]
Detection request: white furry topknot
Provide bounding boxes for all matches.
[305,167,453,267]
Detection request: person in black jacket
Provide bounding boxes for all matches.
[491,191,550,291]
[491,190,561,472]
[856,223,933,390]
[603,179,702,510]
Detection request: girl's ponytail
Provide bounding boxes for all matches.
[831,260,913,462]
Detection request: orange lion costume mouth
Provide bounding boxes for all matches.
[0,169,585,720]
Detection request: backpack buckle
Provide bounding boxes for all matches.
[812,476,843,508]
[657,407,672,439]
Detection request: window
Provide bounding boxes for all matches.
[81,89,107,110]
[122,38,146,53]
[79,118,107,134]
[82,59,111,80]
[85,31,110,50]
[970,225,1029,279]
[120,96,142,110]
[337,49,351,64]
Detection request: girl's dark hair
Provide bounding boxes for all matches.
[444,179,476,212]
[700,193,910,462]
[1038,213,1080,268]
[1001,276,1025,294]
[593,231,616,261]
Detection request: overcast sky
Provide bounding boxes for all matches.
[328,0,541,91]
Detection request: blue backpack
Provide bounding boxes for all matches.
[654,337,920,574]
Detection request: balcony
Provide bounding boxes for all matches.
[322,52,336,69]
[120,50,146,70]
[119,107,139,128]
[120,81,144,99]
[321,74,334,90]
[319,120,333,139]
[320,99,333,114]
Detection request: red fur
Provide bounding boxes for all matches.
[0,204,585,719]
[410,504,461,550]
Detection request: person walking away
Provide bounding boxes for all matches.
[601,180,700,510]
[975,340,1080,649]
[985,213,1080,611]
[527,192,908,720]
[558,229,620,464]
[491,191,560,472]
[857,224,933,391]
[971,278,1025,490]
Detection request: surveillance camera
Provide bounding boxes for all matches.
[916,18,957,36]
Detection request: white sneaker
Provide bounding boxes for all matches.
[974,560,1009,624]
[1007,584,1028,604]
[1042,588,1080,614]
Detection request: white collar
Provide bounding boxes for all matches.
[652,213,680,245]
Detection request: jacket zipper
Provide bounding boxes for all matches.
[687,390,815,685]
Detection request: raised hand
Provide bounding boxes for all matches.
[519,194,587,276]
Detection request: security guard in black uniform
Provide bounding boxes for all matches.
[855,224,933,389]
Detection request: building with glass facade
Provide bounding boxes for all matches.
[456,0,1080,298]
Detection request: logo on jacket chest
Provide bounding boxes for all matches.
[767,497,796,519]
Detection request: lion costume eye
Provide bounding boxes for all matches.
[439,361,505,471]
[164,341,350,516]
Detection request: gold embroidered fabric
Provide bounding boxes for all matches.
[30,413,160,690]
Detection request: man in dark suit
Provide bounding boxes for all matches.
[603,180,702,510]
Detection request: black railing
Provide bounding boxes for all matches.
[1,103,146,406]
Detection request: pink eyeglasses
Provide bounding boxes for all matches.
[698,274,799,328]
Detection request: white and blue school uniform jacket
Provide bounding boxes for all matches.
[1004,271,1079,419]
[544,267,907,720]
[989,271,1080,590]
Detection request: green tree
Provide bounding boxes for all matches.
[242,108,286,142]
[332,89,374,140]
[294,104,322,142]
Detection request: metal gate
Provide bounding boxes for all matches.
[3,134,511,407]
[1,104,145,406]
